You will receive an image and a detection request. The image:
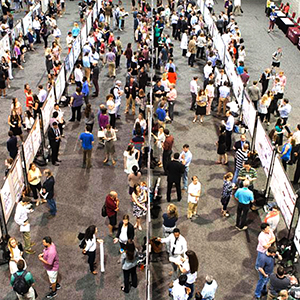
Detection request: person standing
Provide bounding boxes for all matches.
[79,125,94,169]
[187,36,197,67]
[166,153,185,202]
[105,47,116,79]
[223,111,235,151]
[82,225,103,275]
[48,122,61,166]
[278,98,292,125]
[105,191,119,236]
[106,94,117,130]
[162,129,174,174]
[237,161,258,190]
[220,172,233,217]
[69,87,84,122]
[27,163,44,206]
[190,77,198,111]
[218,81,230,116]
[272,47,282,68]
[103,125,116,165]
[187,176,201,219]
[124,76,138,115]
[7,130,18,159]
[11,260,35,300]
[42,169,57,218]
[259,69,271,96]
[267,266,290,300]
[91,62,99,97]
[132,184,147,230]
[255,223,276,270]
[233,143,249,185]
[254,246,281,300]
[14,197,35,255]
[113,215,135,252]
[167,84,178,121]
[115,36,122,69]
[247,81,260,110]
[74,64,83,88]
[201,275,218,300]
[235,180,254,230]
[158,228,188,278]
[180,144,192,191]
[38,236,60,299]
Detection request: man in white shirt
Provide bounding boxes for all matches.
[32,16,41,43]
[38,85,47,104]
[201,275,218,300]
[187,176,201,219]
[113,80,124,119]
[215,69,228,87]
[158,228,187,277]
[203,61,213,79]
[172,274,191,300]
[74,64,83,87]
[190,76,198,111]
[293,125,300,145]
[52,25,61,46]
[14,197,36,254]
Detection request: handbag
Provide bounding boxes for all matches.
[101,203,107,217]
[33,287,38,298]
[186,51,191,58]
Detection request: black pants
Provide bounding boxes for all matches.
[71,105,82,121]
[191,93,196,109]
[109,113,116,129]
[294,160,300,183]
[167,180,181,202]
[182,49,187,57]
[163,150,172,173]
[92,78,99,96]
[87,250,96,272]
[225,130,232,151]
[172,23,177,37]
[188,54,195,67]
[196,47,205,59]
[42,35,48,48]
[30,182,42,200]
[50,141,60,164]
[123,266,137,293]
[236,202,250,229]
[35,29,41,43]
[116,55,121,68]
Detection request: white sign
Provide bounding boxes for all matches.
[65,48,74,80]
[1,177,13,222]
[86,12,93,34]
[81,24,87,48]
[11,154,24,204]
[55,66,65,100]
[294,218,300,255]
[41,88,55,134]
[93,3,98,22]
[22,11,33,35]
[0,34,10,59]
[213,33,225,63]
[255,119,273,176]
[270,156,297,229]
[73,35,81,62]
[242,95,256,136]
[23,133,34,170]
[97,0,102,13]
[41,0,49,13]
[31,116,41,156]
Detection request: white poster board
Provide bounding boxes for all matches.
[55,66,65,100]
[73,35,81,62]
[32,3,41,18]
[10,154,24,204]
[1,176,14,222]
[255,119,273,176]
[294,218,300,255]
[65,48,74,80]
[214,33,225,63]
[203,5,213,27]
[242,95,256,136]
[41,88,55,134]
[97,0,102,13]
[81,24,87,48]
[22,11,33,35]
[31,117,41,156]
[270,156,297,229]
[41,0,49,13]
[12,21,23,45]
[23,133,34,170]
[93,3,98,22]
[86,12,93,34]
[0,34,10,59]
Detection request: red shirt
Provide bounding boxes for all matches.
[167,72,177,84]
[105,195,117,217]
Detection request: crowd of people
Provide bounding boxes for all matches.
[2,0,300,299]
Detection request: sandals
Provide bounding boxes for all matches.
[103,159,108,163]
[92,271,98,275]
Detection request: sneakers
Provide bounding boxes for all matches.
[46,291,57,298]
[49,283,61,290]
[241,226,248,231]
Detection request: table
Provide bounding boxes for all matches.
[287,27,300,44]
[277,17,295,34]
[275,10,286,18]
[298,36,300,50]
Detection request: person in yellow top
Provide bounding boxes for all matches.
[27,163,45,206]
[265,0,272,16]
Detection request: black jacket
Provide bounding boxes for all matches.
[124,81,138,99]
[7,136,18,159]
[233,140,250,152]
[166,160,185,183]
[115,221,135,241]
[48,127,60,145]
[42,176,55,199]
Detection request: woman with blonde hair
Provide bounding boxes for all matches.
[162,203,178,238]
[258,94,270,122]
[161,73,170,92]
[8,237,27,274]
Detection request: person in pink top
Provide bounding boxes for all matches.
[38,236,60,299]
[255,223,275,270]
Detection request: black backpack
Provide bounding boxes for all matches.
[109,86,118,100]
[13,271,30,295]
[101,203,107,217]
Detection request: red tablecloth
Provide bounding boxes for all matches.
[287,27,300,44]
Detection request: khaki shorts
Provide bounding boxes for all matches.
[47,270,58,284]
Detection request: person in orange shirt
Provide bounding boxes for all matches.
[167,67,177,85]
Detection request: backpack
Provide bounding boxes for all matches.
[101,203,107,217]
[109,86,119,100]
[13,271,30,295]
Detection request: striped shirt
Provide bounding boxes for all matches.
[238,167,257,180]
[235,149,248,169]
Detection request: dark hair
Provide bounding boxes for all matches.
[178,274,187,286]
[125,240,135,261]
[86,125,92,132]
[268,246,277,254]
[21,196,31,203]
[277,265,285,276]
[168,67,174,73]
[219,125,226,133]
[195,292,203,300]
[173,153,180,159]
[43,236,52,244]
[84,225,96,241]
[127,144,134,155]
[17,259,25,271]
[133,183,140,195]
[173,228,180,234]
[132,165,138,176]
[8,130,13,137]
[123,214,129,221]
[53,111,58,118]
[183,144,189,149]
[261,222,269,230]
[164,128,169,135]
[76,86,81,93]
[186,250,199,274]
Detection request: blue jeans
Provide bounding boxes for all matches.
[182,166,189,190]
[232,168,240,184]
[254,272,269,298]
[47,198,57,216]
[185,282,194,300]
